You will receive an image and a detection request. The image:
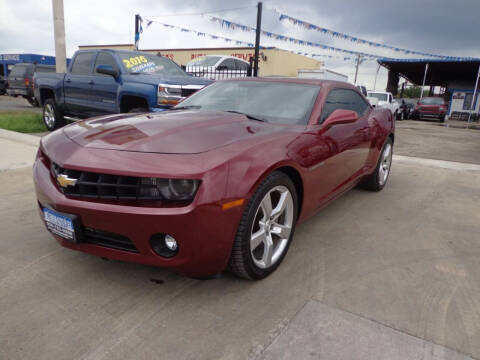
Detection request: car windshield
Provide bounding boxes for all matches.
[174,81,320,125]
[187,56,221,67]
[118,52,187,76]
[420,97,444,105]
[368,93,388,101]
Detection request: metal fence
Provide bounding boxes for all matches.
[183,65,253,80]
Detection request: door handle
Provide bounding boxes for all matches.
[88,80,95,85]
[65,78,71,83]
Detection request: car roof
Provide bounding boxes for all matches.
[222,77,357,89]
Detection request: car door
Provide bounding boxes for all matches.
[216,58,235,80]
[310,88,371,201]
[63,52,96,116]
[89,52,121,115]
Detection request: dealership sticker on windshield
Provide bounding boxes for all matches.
[122,55,148,69]
[43,207,76,242]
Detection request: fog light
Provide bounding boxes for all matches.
[165,234,177,251]
[150,233,179,258]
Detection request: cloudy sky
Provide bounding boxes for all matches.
[1,0,479,90]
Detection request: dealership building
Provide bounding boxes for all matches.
[0,53,57,77]
[78,44,324,77]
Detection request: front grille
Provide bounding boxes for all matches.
[83,227,138,253]
[181,88,198,97]
[51,163,163,200]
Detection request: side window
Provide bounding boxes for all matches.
[235,59,248,71]
[71,52,94,75]
[218,59,235,70]
[320,88,369,123]
[94,52,118,74]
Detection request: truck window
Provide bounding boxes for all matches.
[71,52,94,75]
[94,52,119,74]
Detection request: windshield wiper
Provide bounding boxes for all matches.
[171,105,202,111]
[223,110,266,122]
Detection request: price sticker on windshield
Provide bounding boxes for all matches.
[122,55,148,69]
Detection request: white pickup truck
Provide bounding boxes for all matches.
[367,91,400,116]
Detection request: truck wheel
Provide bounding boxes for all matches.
[25,96,39,107]
[128,108,148,113]
[43,99,65,131]
[359,138,393,192]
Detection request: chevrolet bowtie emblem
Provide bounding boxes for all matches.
[57,174,78,188]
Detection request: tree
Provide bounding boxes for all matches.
[398,86,423,98]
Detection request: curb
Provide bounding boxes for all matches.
[0,128,40,147]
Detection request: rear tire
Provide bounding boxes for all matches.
[359,138,393,192]
[228,171,298,280]
[25,96,39,107]
[43,98,65,131]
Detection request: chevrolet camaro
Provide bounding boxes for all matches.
[34,78,394,280]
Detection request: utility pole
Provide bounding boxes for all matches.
[420,63,429,99]
[373,63,381,91]
[134,14,140,50]
[467,64,480,124]
[51,0,67,73]
[354,54,361,84]
[253,2,262,77]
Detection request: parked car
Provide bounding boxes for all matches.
[412,96,448,122]
[34,49,211,130]
[34,78,394,280]
[186,55,250,79]
[0,75,7,95]
[367,91,400,116]
[396,101,415,120]
[6,63,55,106]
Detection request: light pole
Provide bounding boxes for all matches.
[51,0,67,73]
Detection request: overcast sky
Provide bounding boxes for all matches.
[1,0,479,90]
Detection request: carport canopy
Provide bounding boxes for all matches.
[378,58,480,94]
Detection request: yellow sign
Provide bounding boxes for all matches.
[122,55,148,69]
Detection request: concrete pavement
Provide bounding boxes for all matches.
[0,125,480,360]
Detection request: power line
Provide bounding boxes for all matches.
[145,5,255,18]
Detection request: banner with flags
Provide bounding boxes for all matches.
[276,12,466,60]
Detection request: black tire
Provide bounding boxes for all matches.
[43,98,65,131]
[25,96,39,107]
[359,137,393,192]
[228,171,298,280]
[128,108,148,113]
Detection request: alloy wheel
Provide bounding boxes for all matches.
[44,103,56,128]
[378,143,392,186]
[250,185,294,269]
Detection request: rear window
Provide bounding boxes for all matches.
[419,97,444,105]
[9,65,28,77]
[187,56,221,67]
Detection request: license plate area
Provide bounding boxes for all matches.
[42,207,82,243]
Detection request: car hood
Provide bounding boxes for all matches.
[63,111,293,154]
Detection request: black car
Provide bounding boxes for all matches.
[7,63,55,106]
[0,75,7,95]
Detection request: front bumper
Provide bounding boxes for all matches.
[33,156,243,277]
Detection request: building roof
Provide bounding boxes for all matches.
[377,58,480,86]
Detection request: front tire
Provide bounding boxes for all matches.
[228,171,298,280]
[43,98,65,131]
[359,138,393,191]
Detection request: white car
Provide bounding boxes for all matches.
[186,55,250,80]
[367,91,400,116]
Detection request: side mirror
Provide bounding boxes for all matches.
[96,65,119,78]
[322,109,358,130]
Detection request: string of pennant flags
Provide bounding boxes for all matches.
[141,16,365,63]
[274,12,461,60]
[208,16,385,60]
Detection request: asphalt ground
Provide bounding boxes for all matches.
[0,116,479,360]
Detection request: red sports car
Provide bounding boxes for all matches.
[34,78,394,280]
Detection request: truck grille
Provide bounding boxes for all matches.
[51,163,164,201]
[83,227,138,253]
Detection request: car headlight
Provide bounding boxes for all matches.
[140,178,200,201]
[158,84,182,106]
